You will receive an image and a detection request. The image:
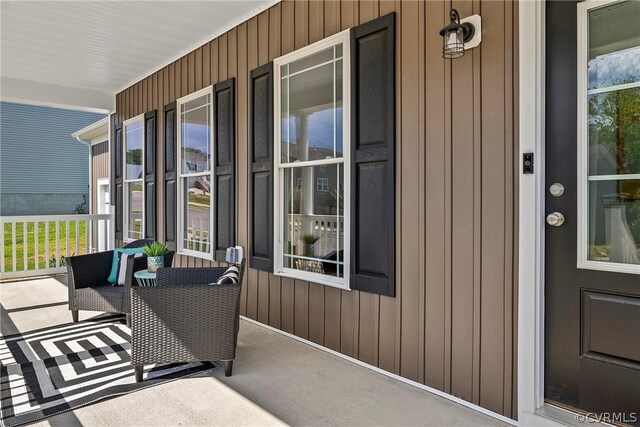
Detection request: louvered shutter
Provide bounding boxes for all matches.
[112,122,123,241]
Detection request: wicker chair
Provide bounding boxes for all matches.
[130,260,246,382]
[66,239,175,327]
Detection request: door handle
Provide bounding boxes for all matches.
[546,212,565,227]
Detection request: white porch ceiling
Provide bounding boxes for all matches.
[0,0,277,112]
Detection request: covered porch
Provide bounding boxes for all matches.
[1,275,501,427]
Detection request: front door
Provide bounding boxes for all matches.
[545,0,640,423]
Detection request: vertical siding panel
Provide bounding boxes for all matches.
[246,16,259,321]
[188,51,195,94]
[219,33,228,81]
[211,40,219,84]
[424,0,447,392]
[280,0,296,334]
[181,57,188,98]
[293,0,310,341]
[268,4,283,330]
[235,23,248,317]
[399,0,421,383]
[323,0,340,37]
[339,0,359,360]
[376,0,399,376]
[256,12,271,325]
[228,29,237,79]
[203,42,211,87]
[308,0,324,43]
[142,78,148,113]
[195,47,203,90]
[450,0,475,403]
[480,0,507,413]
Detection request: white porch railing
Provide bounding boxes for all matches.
[0,214,113,280]
[288,213,343,256]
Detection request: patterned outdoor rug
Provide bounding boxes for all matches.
[0,315,216,427]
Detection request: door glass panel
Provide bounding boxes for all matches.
[586,1,640,265]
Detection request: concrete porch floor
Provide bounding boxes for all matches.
[1,276,505,427]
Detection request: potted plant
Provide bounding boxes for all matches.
[300,234,320,257]
[143,242,168,272]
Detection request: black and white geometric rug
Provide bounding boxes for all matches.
[0,315,216,427]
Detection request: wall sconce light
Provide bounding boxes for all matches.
[439,9,482,59]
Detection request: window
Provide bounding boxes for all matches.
[577,0,640,274]
[177,87,214,259]
[317,178,329,193]
[273,30,351,289]
[123,115,144,241]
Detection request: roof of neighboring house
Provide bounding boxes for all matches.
[0,102,105,194]
[72,117,109,147]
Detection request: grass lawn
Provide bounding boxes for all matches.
[3,221,88,273]
[188,193,211,206]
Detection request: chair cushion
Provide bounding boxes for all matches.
[113,252,145,286]
[214,265,240,285]
[108,248,146,283]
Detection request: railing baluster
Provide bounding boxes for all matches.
[23,221,28,271]
[86,219,90,254]
[45,221,50,269]
[34,221,39,270]
[12,222,17,272]
[55,221,60,268]
[75,220,80,256]
[65,221,70,259]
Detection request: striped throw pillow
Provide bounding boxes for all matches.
[214,265,240,285]
[113,252,145,286]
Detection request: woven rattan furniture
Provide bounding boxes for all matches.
[66,239,175,327]
[130,260,246,382]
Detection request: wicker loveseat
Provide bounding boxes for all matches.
[66,239,175,326]
[130,260,246,382]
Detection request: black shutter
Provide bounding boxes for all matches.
[249,63,274,271]
[112,122,123,241]
[144,110,157,240]
[213,78,236,261]
[350,13,396,297]
[163,102,177,251]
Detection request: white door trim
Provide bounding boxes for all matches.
[517,0,548,424]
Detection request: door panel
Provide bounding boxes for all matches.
[545,0,640,422]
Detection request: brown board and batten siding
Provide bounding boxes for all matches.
[113,0,519,419]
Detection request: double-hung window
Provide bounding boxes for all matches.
[176,87,214,259]
[273,30,351,289]
[123,115,144,241]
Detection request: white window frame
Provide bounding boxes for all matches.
[273,29,351,290]
[576,0,640,275]
[176,86,215,261]
[122,114,145,243]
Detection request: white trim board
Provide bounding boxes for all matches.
[240,316,517,427]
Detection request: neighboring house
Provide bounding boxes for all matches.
[72,117,110,252]
[0,102,105,215]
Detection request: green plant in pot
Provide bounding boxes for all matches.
[300,234,320,257]
[143,242,168,272]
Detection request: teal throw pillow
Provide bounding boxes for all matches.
[108,248,146,283]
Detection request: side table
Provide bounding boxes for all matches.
[134,269,157,287]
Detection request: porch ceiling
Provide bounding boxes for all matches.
[0,0,277,113]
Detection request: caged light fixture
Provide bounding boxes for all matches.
[439,9,482,59]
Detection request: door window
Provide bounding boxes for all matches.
[579,0,640,273]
